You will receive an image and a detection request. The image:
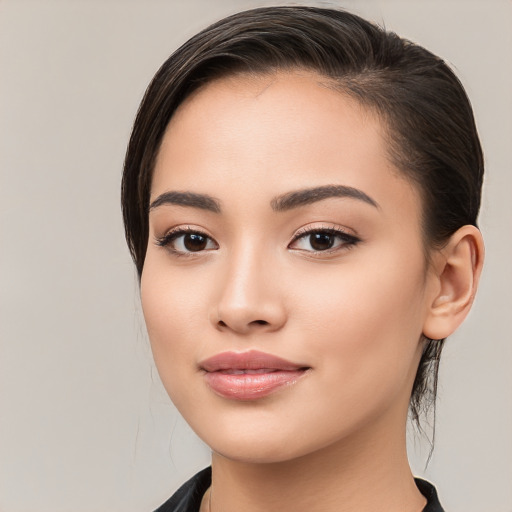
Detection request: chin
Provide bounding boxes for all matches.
[189,414,349,466]
[185,414,309,464]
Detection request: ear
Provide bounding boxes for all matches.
[423,225,484,340]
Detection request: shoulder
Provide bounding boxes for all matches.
[153,467,212,512]
[415,478,445,512]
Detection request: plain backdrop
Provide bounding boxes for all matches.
[1,1,511,511]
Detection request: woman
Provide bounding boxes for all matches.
[122,6,484,511]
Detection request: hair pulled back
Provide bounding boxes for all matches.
[122,6,483,427]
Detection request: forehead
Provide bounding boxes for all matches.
[152,70,420,221]
[163,70,382,157]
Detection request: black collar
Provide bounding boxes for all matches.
[155,467,445,512]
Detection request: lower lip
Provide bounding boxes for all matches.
[204,369,307,401]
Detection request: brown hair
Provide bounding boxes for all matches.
[121,6,483,428]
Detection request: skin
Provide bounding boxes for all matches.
[141,71,484,512]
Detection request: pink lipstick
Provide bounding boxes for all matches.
[199,350,309,401]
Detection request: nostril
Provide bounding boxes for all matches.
[216,319,268,330]
[215,317,273,332]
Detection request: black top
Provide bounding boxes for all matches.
[154,466,445,511]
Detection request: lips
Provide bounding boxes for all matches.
[199,350,309,401]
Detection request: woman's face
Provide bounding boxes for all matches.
[141,71,438,463]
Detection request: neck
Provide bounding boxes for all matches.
[205,416,426,512]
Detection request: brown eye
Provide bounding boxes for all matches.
[289,228,360,254]
[156,229,218,254]
[183,233,208,251]
[309,233,335,251]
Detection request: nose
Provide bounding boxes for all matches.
[211,246,287,335]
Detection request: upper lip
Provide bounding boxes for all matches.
[199,350,308,372]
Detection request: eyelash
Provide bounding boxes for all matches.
[289,225,360,255]
[155,225,360,257]
[155,226,217,257]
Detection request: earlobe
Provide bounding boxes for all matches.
[423,225,484,341]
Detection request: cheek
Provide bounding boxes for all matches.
[140,261,202,382]
[299,249,427,397]
[141,250,210,333]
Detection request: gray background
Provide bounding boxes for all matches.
[1,1,511,511]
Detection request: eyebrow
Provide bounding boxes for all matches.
[149,184,378,214]
[270,185,379,211]
[149,191,221,213]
